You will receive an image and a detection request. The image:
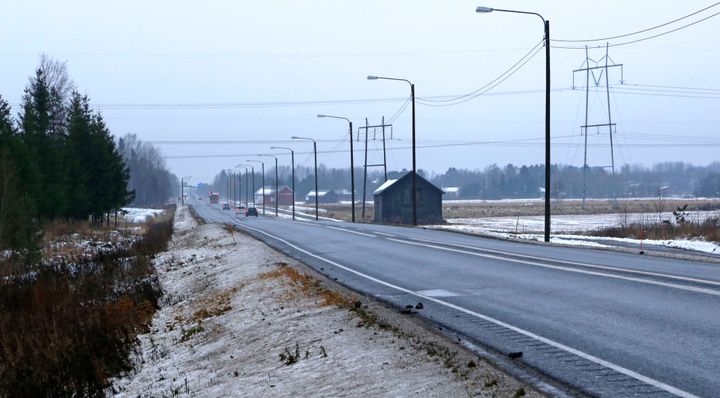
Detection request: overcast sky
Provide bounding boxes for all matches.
[2,0,719,183]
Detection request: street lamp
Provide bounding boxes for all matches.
[258,154,279,217]
[236,164,254,207]
[271,146,296,220]
[248,160,265,215]
[291,136,319,221]
[317,114,356,223]
[476,5,551,243]
[367,75,417,225]
[226,169,234,207]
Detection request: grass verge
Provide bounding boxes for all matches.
[0,206,175,397]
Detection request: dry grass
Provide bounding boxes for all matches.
[258,262,352,308]
[0,207,175,397]
[589,217,720,243]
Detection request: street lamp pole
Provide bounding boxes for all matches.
[291,136,319,221]
[249,160,265,214]
[271,146,296,220]
[259,154,279,217]
[476,6,551,242]
[367,75,417,225]
[317,114,355,223]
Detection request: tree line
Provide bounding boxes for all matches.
[206,160,720,202]
[0,57,133,252]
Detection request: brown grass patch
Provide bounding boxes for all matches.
[259,263,352,307]
[0,207,175,396]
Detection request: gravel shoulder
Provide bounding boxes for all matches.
[111,207,542,397]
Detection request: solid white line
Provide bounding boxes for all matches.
[236,223,698,398]
[407,237,720,288]
[389,238,720,298]
[374,231,397,238]
[325,225,377,238]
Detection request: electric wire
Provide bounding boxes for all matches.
[417,43,545,107]
[418,40,544,104]
[552,2,720,43]
[552,10,720,50]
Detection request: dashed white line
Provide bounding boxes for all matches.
[325,225,377,238]
[388,238,720,297]
[407,237,720,288]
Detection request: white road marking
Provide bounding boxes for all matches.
[235,223,699,398]
[388,238,720,298]
[407,237,720,288]
[325,225,377,238]
[417,289,460,297]
[374,231,397,238]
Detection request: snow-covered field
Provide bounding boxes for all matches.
[112,207,535,397]
[446,210,720,234]
[431,209,720,256]
[122,207,164,223]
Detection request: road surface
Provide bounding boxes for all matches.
[192,201,720,398]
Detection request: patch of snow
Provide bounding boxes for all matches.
[122,207,164,223]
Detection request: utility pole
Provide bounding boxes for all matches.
[271,147,296,220]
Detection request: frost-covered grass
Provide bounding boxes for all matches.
[112,207,537,397]
[0,209,174,396]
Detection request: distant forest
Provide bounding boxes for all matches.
[206,161,720,201]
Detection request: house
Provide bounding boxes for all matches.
[373,171,443,225]
[442,186,461,200]
[255,186,294,206]
[305,190,338,204]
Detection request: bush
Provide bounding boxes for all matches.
[0,207,174,396]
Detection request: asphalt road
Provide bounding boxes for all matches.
[192,201,720,398]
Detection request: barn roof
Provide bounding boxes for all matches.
[373,171,444,196]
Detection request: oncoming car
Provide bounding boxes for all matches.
[245,207,258,217]
[222,202,231,210]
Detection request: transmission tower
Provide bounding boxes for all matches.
[573,43,624,207]
[359,117,393,219]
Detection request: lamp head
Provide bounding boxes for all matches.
[476,6,493,13]
[366,75,378,80]
[291,136,300,139]
[317,114,326,118]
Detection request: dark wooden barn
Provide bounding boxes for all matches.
[373,171,444,225]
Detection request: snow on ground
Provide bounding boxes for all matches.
[112,207,535,397]
[430,224,720,255]
[447,210,720,234]
[443,196,716,205]
[122,207,165,223]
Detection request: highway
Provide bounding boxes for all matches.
[192,201,720,398]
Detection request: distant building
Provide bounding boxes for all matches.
[305,190,338,204]
[442,186,461,199]
[335,189,353,202]
[256,186,294,206]
[373,171,443,225]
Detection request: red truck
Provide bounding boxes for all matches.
[209,192,220,204]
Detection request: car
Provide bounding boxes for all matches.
[222,202,230,210]
[245,207,258,217]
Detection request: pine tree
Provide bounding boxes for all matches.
[0,95,39,254]
[18,69,69,219]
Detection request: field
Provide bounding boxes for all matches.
[287,197,720,225]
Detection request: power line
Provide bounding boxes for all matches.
[419,40,544,104]
[417,44,545,107]
[552,10,720,50]
[552,2,720,43]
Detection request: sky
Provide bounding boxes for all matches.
[1,0,719,183]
